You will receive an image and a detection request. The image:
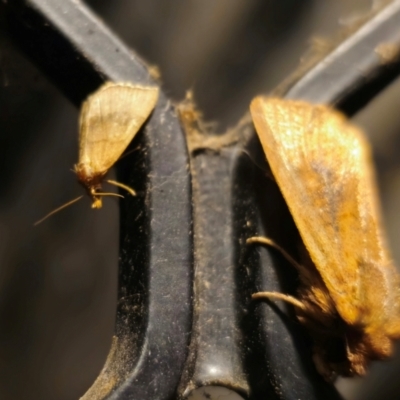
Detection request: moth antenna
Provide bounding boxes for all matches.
[247,236,312,280]
[241,149,275,180]
[34,195,84,226]
[106,180,136,196]
[118,145,141,161]
[252,291,307,312]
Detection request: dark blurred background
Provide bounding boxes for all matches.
[1,1,400,399]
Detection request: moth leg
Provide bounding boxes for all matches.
[93,192,124,198]
[106,179,136,196]
[90,190,124,209]
[247,236,312,280]
[252,291,307,312]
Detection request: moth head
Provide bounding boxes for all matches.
[75,163,108,208]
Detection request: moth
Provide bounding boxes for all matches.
[249,97,400,379]
[75,81,159,208]
[35,82,159,224]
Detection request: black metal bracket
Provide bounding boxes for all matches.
[2,1,400,399]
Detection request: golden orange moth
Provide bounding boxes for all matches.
[34,82,159,224]
[75,81,159,208]
[249,97,400,379]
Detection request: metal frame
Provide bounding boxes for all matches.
[2,0,400,399]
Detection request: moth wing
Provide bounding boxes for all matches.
[250,97,394,327]
[79,82,159,173]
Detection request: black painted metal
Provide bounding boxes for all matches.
[2,0,153,106]
[180,148,250,399]
[284,1,400,116]
[2,0,400,399]
[1,1,193,399]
